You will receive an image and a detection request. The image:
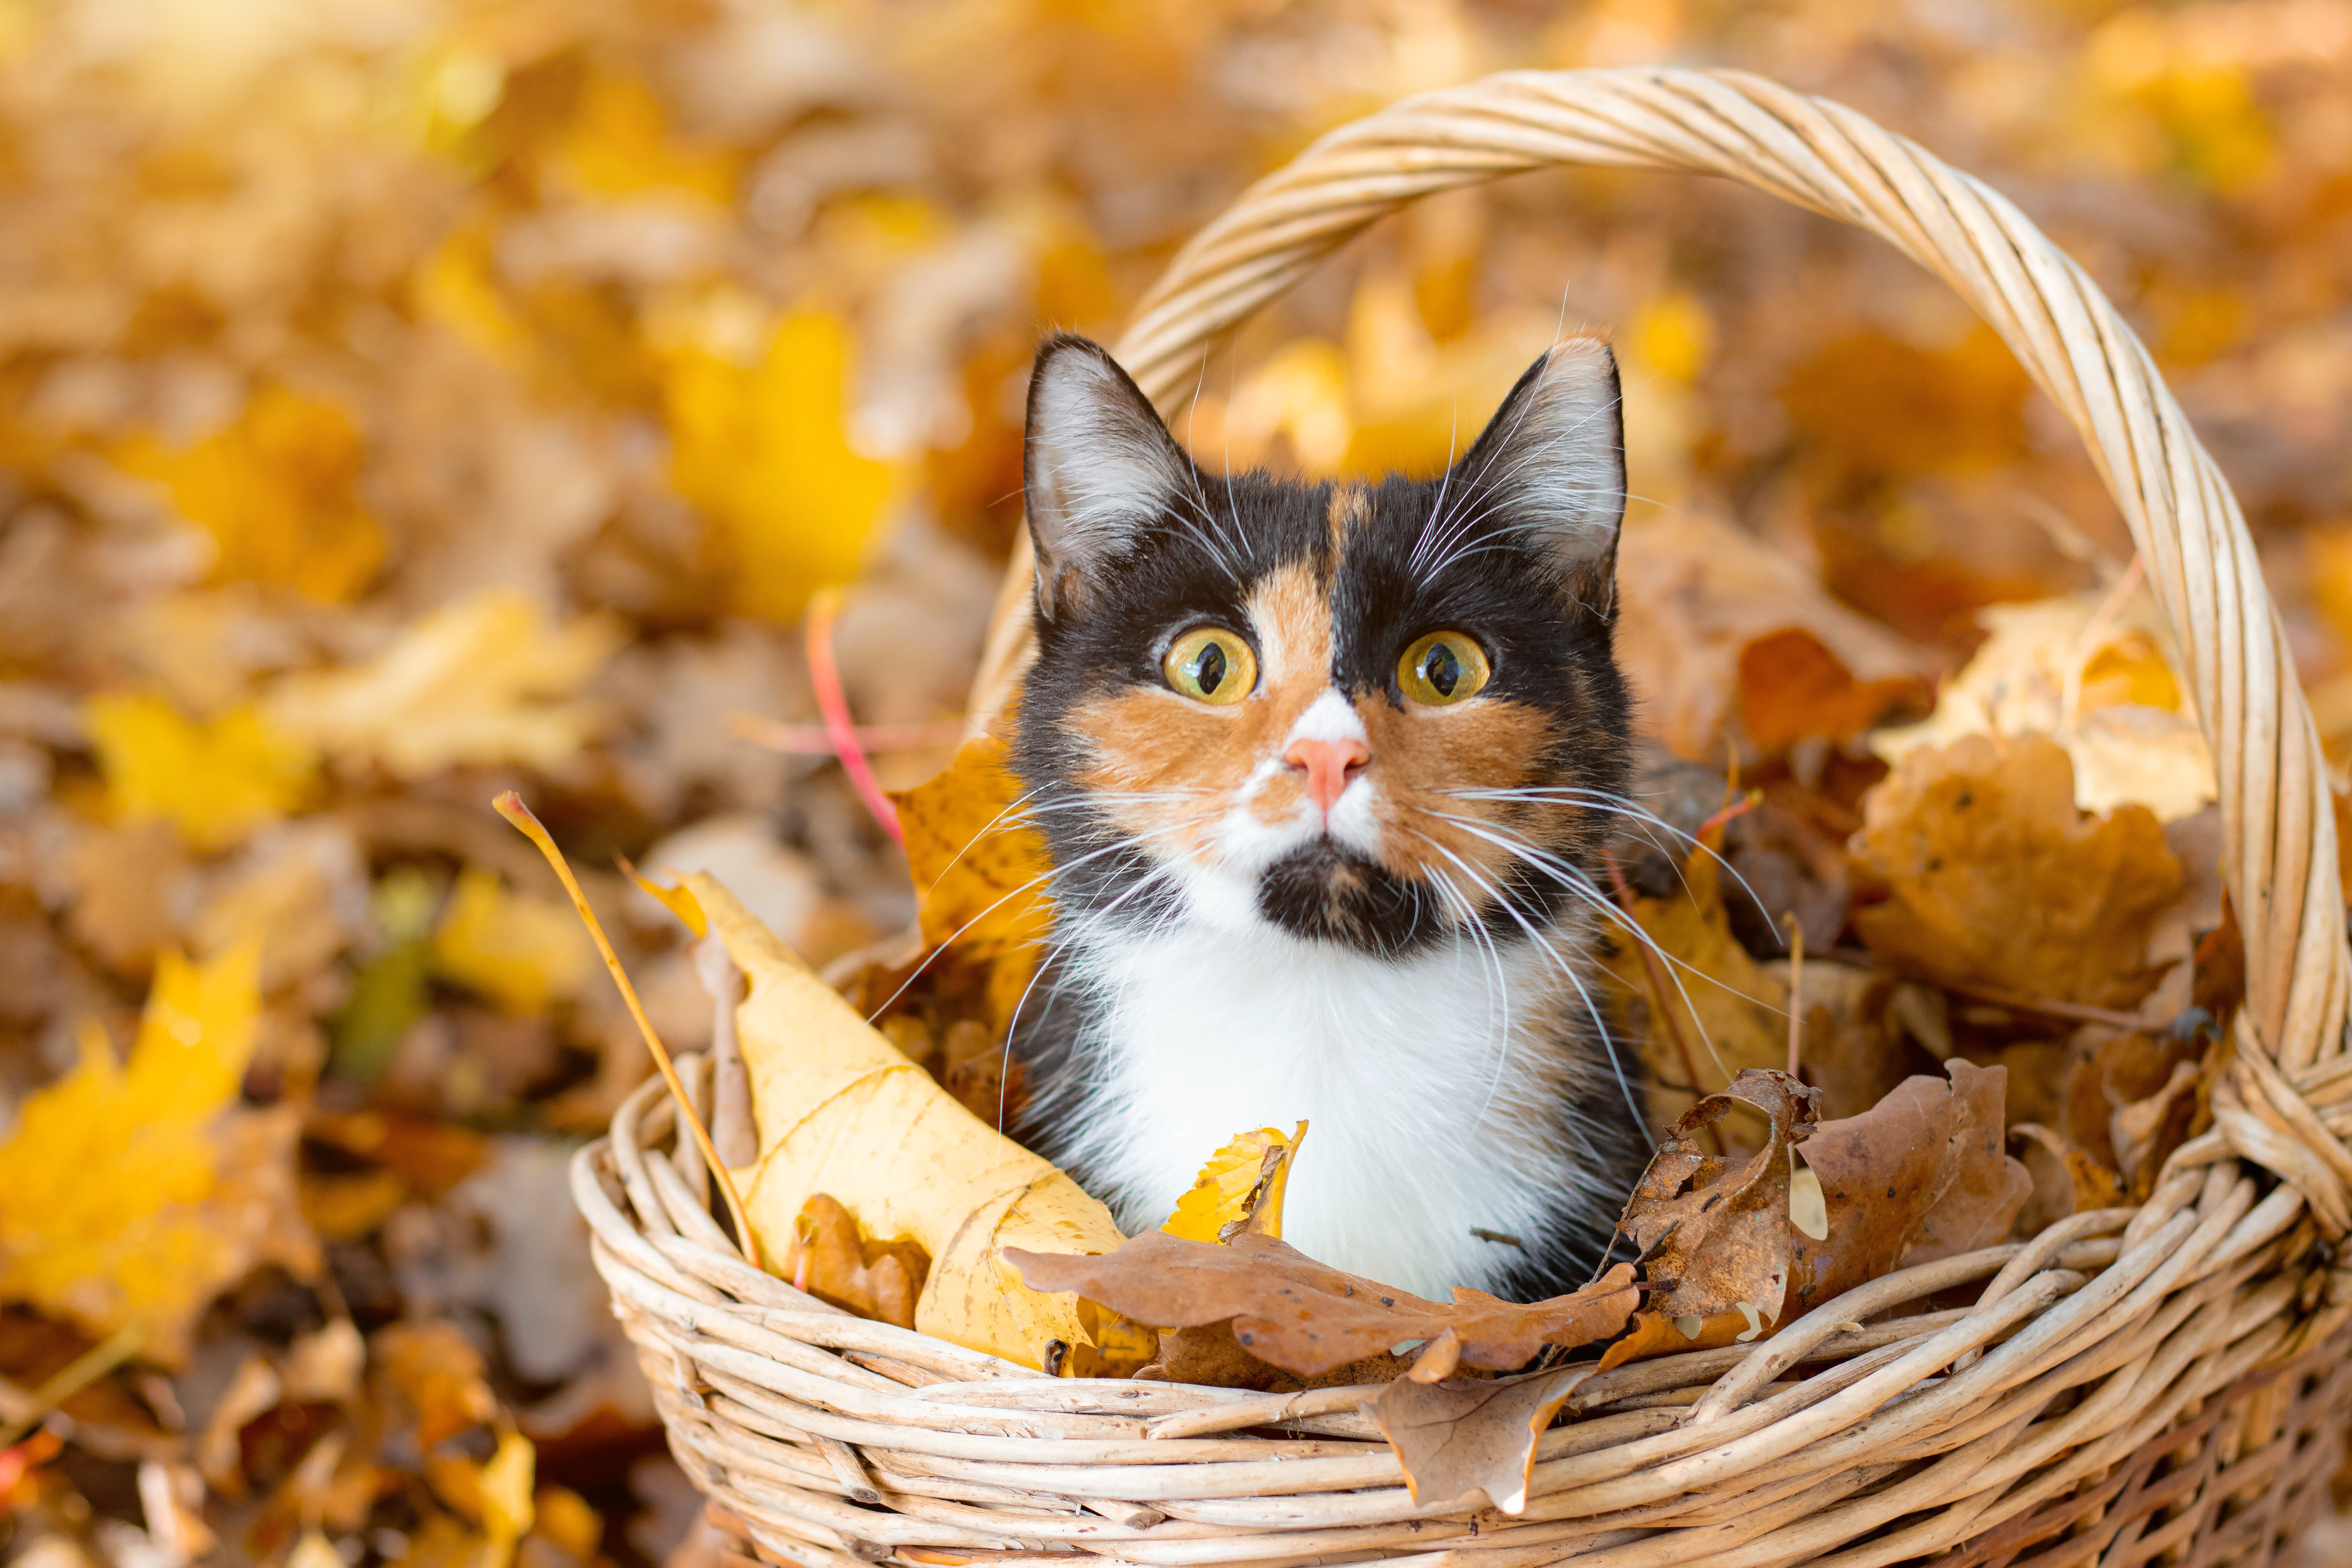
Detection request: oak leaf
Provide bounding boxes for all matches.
[1363,1365,1593,1514]
[1784,1060,2032,1316]
[779,1193,931,1329]
[1613,1068,1817,1328]
[1872,591,2216,822]
[1006,1230,1637,1379]
[1848,733,2185,1010]
[1613,510,1935,761]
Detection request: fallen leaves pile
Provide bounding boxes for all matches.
[5,0,2352,1564]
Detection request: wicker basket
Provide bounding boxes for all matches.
[579,67,2352,1568]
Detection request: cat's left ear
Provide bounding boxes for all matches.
[1450,338,1626,617]
[1023,334,1191,621]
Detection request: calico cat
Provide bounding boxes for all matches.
[1003,332,1648,1302]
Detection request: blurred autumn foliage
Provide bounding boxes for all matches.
[4,0,2352,1566]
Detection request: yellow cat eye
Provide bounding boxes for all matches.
[1163,626,1258,705]
[1399,630,1492,705]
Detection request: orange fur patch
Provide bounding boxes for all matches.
[1066,560,1572,909]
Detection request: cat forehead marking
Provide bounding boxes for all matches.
[1244,561,1332,689]
[1326,484,1368,566]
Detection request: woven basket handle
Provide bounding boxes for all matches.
[962,66,2352,1222]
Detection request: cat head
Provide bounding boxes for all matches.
[1012,332,1632,957]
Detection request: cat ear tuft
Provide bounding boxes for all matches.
[1451,338,1626,615]
[1023,335,1189,619]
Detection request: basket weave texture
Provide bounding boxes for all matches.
[581,67,2352,1568]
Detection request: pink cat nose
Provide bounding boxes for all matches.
[1284,737,1370,817]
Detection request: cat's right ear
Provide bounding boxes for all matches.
[1023,334,1188,620]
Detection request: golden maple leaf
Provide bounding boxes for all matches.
[430,865,595,1017]
[114,385,387,604]
[85,692,316,852]
[265,590,623,779]
[0,938,316,1362]
[661,309,906,624]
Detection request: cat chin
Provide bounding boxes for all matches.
[1251,839,1445,956]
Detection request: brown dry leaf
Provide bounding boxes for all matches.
[1786,1061,2032,1317]
[2109,1060,2203,1199]
[1363,1365,1592,1514]
[1848,733,2185,1011]
[1007,1231,1637,1380]
[1614,1068,1817,1327]
[2011,1122,2128,1237]
[779,1193,931,1330]
[1613,510,1936,762]
[1736,628,1932,753]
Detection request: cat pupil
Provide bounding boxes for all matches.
[1196,642,1227,693]
[1424,644,1460,696]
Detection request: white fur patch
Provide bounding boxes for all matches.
[1026,352,1185,567]
[1049,908,1622,1298]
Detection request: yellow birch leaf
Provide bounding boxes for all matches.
[662,310,907,624]
[431,866,595,1018]
[114,386,387,604]
[265,591,624,779]
[687,871,1122,1371]
[86,693,315,852]
[0,938,314,1362]
[1163,1125,1304,1243]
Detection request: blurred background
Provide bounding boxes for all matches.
[0,1,2349,1566]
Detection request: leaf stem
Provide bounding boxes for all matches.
[0,1323,143,1450]
[494,792,760,1266]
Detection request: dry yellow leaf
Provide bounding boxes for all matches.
[1162,1125,1303,1244]
[552,71,740,204]
[86,693,315,852]
[1604,846,1790,1125]
[431,866,595,1017]
[114,385,387,604]
[889,736,1053,1031]
[1871,588,2216,821]
[477,1432,536,1568]
[0,939,316,1362]
[662,310,906,625]
[266,591,624,779]
[1849,733,2185,1010]
[688,871,1122,1371]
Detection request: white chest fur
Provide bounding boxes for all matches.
[1049,915,1617,1298]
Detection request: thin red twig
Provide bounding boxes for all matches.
[804,588,903,844]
